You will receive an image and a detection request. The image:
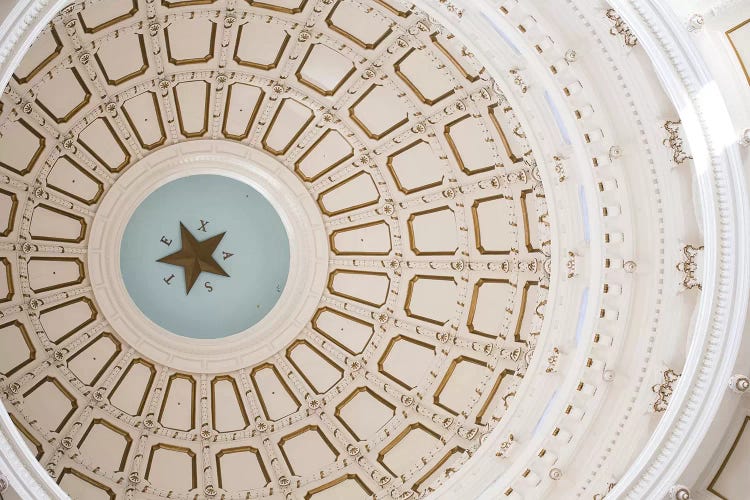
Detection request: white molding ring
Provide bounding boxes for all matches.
[88,140,328,374]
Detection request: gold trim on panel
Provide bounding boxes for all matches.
[316,171,380,216]
[210,375,250,432]
[325,1,393,50]
[13,26,63,84]
[0,320,35,377]
[158,373,196,432]
[294,128,354,182]
[0,188,18,236]
[430,33,480,82]
[304,473,373,500]
[467,278,511,338]
[162,0,217,7]
[386,140,444,194]
[374,0,412,17]
[67,332,122,386]
[9,413,43,459]
[327,269,391,308]
[144,443,197,490]
[27,257,85,294]
[77,418,133,473]
[39,297,97,344]
[411,446,466,493]
[78,0,138,34]
[233,24,290,70]
[94,33,149,86]
[222,83,265,141]
[471,195,512,255]
[261,98,315,156]
[394,48,455,106]
[78,117,131,173]
[444,114,495,175]
[121,91,167,151]
[0,120,46,176]
[708,415,750,500]
[108,358,156,416]
[246,0,309,14]
[432,356,487,416]
[278,424,340,476]
[311,307,374,356]
[520,189,541,253]
[215,446,271,489]
[30,204,87,243]
[296,43,356,96]
[334,386,396,442]
[165,21,218,65]
[35,67,91,124]
[46,156,104,205]
[488,104,526,164]
[513,281,539,343]
[173,81,210,138]
[285,339,344,394]
[377,334,436,391]
[0,258,13,304]
[23,376,78,433]
[404,275,457,326]
[474,368,515,426]
[726,19,750,85]
[406,206,458,256]
[348,84,409,140]
[57,468,115,500]
[250,362,301,421]
[329,220,392,256]
[377,422,440,477]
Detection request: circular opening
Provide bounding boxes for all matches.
[119,174,290,339]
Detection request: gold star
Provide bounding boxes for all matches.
[157,223,229,294]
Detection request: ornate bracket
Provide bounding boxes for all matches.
[652,369,681,412]
[677,244,704,290]
[664,120,693,165]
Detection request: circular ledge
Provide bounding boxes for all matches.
[88,141,329,373]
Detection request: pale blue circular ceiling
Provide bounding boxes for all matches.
[120,174,290,339]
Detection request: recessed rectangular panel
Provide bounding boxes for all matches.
[35,68,90,123]
[405,276,457,326]
[262,98,314,155]
[0,120,45,176]
[222,83,264,140]
[434,357,488,416]
[395,48,455,105]
[312,308,373,355]
[326,0,393,49]
[317,171,380,216]
[211,377,249,432]
[0,188,18,236]
[234,22,289,70]
[165,18,216,65]
[0,321,35,377]
[28,257,84,294]
[520,189,544,253]
[29,204,86,243]
[251,364,300,421]
[378,424,440,477]
[444,115,496,175]
[297,43,355,96]
[471,195,516,255]
[77,0,138,33]
[387,140,444,194]
[122,92,166,150]
[216,447,269,490]
[349,85,408,139]
[78,117,130,172]
[46,156,103,205]
[39,298,97,343]
[77,419,131,473]
[489,104,526,164]
[109,359,155,415]
[286,341,343,394]
[295,129,353,182]
[174,81,210,138]
[330,221,392,256]
[468,279,513,338]
[13,27,62,84]
[159,375,195,431]
[407,206,458,256]
[95,33,148,85]
[67,333,121,386]
[23,377,77,434]
[327,270,390,308]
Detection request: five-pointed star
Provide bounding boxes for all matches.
[157,223,229,294]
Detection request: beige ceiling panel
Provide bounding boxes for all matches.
[474,368,517,426]
[377,423,440,477]
[0,120,46,176]
[286,340,343,394]
[407,206,458,256]
[77,419,132,473]
[472,195,516,255]
[489,104,526,164]
[122,91,166,150]
[165,18,216,65]
[174,81,210,138]
[411,446,466,495]
[378,335,435,390]
[159,374,196,431]
[326,0,393,50]
[0,321,35,377]
[95,33,148,86]
[330,221,392,255]
[468,279,514,338]
[109,359,155,416]
[262,98,314,156]
[374,0,411,17]
[67,333,121,386]
[46,156,103,205]
[251,363,301,421]
[222,83,264,140]
[349,85,409,139]
[13,27,61,84]
[395,48,455,105]
[513,282,542,343]
[145,443,197,492]
[78,117,130,172]
[77,0,138,34]
[404,275,457,326]
[35,68,90,124]
[233,22,289,70]
[444,115,497,175]
[312,307,374,355]
[317,171,380,216]
[297,44,356,96]
[22,377,77,434]
[163,0,218,6]
[279,425,339,477]
[10,414,43,460]
[246,0,308,14]
[335,387,395,441]
[294,129,353,182]
[29,204,86,243]
[327,269,390,308]
[39,297,97,343]
[211,376,249,432]
[386,140,444,195]
[305,474,373,499]
[0,258,11,304]
[28,257,84,294]
[57,469,115,500]
[0,188,18,236]
[520,189,545,253]
[216,446,270,491]
[433,356,488,416]
[430,32,482,82]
